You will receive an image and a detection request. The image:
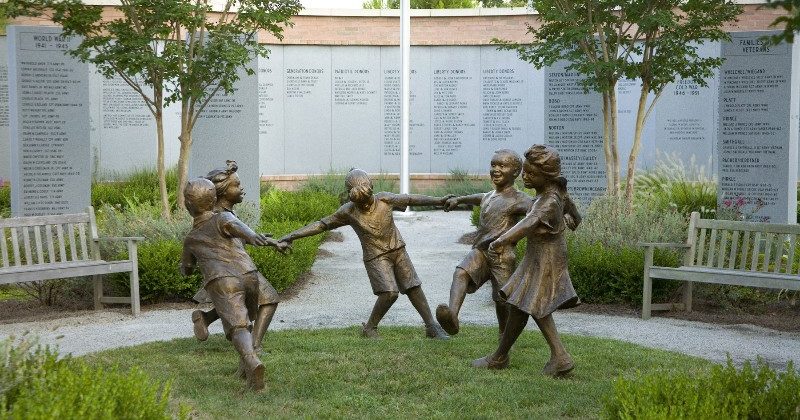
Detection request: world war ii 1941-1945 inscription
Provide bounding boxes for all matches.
[8,26,91,217]
[718,31,799,224]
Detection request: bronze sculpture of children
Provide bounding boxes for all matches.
[472,145,581,377]
[181,176,288,391]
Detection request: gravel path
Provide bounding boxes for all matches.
[1,210,797,368]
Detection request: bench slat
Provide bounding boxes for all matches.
[728,230,740,270]
[22,227,32,266]
[45,226,56,263]
[56,224,67,262]
[740,230,751,270]
[78,223,88,260]
[33,226,44,265]
[695,218,800,234]
[762,233,773,272]
[0,228,8,267]
[750,232,761,271]
[0,260,134,284]
[67,224,78,261]
[717,230,728,268]
[788,235,797,275]
[0,213,92,229]
[706,229,718,267]
[10,228,20,266]
[773,234,785,274]
[696,228,707,266]
[649,266,800,291]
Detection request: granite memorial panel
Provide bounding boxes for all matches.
[8,26,91,216]
[379,46,432,173]
[282,46,332,173]
[331,47,382,172]
[545,60,606,205]
[259,46,285,175]
[191,56,260,209]
[429,46,481,172]
[718,31,798,223]
[479,46,539,167]
[0,37,9,183]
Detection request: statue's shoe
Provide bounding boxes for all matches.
[191,310,209,342]
[243,355,265,391]
[435,304,459,335]
[361,323,380,339]
[471,354,509,370]
[425,322,450,340]
[542,354,574,377]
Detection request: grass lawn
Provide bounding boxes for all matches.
[86,326,711,419]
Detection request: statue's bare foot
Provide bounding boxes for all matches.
[435,304,459,335]
[243,355,265,391]
[191,310,209,341]
[542,353,574,377]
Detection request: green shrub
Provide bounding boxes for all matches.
[604,358,800,419]
[471,205,480,227]
[112,239,202,302]
[0,186,9,217]
[261,189,340,224]
[249,220,326,292]
[566,196,688,304]
[0,338,179,419]
[92,167,179,211]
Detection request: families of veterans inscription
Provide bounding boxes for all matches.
[718,32,799,223]
[8,26,91,216]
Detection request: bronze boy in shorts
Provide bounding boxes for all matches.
[181,177,288,391]
[280,168,450,340]
[437,149,579,338]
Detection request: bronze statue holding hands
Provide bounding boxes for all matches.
[280,169,451,340]
[472,145,581,377]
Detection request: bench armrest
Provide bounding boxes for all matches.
[637,242,690,249]
[94,236,146,242]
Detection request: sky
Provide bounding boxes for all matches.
[301,0,365,8]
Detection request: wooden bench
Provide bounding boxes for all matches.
[0,206,143,316]
[641,211,800,320]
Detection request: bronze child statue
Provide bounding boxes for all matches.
[472,145,581,377]
[279,168,450,340]
[181,177,288,391]
[190,161,285,354]
[437,149,579,338]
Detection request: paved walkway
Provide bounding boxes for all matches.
[1,211,797,368]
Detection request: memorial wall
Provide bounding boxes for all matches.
[717,31,799,223]
[8,26,91,216]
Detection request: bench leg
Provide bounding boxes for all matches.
[93,275,104,310]
[642,247,654,320]
[129,247,141,317]
[682,281,693,313]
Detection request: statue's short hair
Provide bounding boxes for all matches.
[184,177,216,216]
[345,168,372,191]
[494,148,523,176]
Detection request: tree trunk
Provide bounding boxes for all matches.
[155,106,170,220]
[624,83,649,209]
[609,86,620,195]
[176,104,193,212]
[602,92,615,195]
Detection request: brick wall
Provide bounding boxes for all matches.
[9,4,790,45]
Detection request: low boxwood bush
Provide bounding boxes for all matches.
[261,189,340,224]
[0,338,180,419]
[604,358,800,419]
[249,220,327,293]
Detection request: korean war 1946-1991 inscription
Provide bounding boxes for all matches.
[718,32,799,223]
[545,61,606,206]
[8,26,91,216]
